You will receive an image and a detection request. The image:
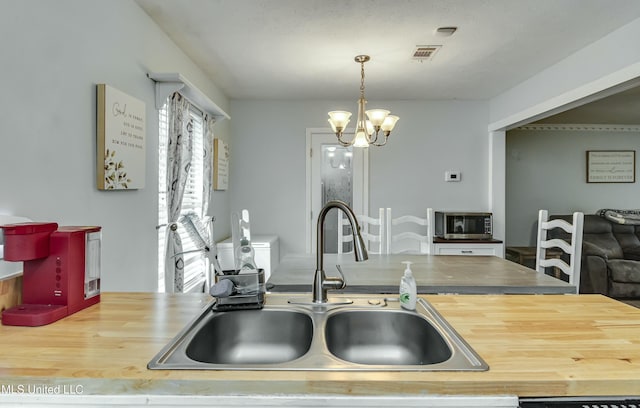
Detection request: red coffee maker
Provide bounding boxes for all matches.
[1,222,102,326]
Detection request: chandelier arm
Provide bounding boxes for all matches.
[335,132,354,147]
[368,129,380,145]
[370,133,390,147]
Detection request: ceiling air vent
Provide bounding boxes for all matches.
[412,45,441,61]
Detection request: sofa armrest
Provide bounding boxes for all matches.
[583,254,609,295]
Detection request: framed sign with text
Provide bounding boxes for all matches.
[213,138,229,190]
[586,150,635,183]
[97,84,146,190]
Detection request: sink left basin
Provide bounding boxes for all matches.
[186,309,313,364]
[148,305,314,369]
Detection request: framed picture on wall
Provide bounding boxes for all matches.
[586,150,635,183]
[213,138,229,190]
[96,84,146,190]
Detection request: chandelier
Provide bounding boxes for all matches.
[328,55,399,147]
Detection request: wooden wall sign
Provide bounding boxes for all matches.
[97,84,146,190]
[213,138,229,190]
[586,150,635,183]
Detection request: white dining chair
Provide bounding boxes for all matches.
[535,209,584,294]
[385,208,434,254]
[337,208,385,254]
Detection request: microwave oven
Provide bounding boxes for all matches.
[434,212,493,240]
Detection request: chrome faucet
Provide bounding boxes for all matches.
[313,200,368,303]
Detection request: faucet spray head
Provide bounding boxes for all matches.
[353,229,369,262]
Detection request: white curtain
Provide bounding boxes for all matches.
[202,114,217,217]
[201,115,217,289]
[164,93,193,293]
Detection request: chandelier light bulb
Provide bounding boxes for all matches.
[328,111,351,133]
[365,120,374,136]
[380,115,400,132]
[353,130,370,147]
[365,109,390,128]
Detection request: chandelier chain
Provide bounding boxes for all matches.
[360,61,366,98]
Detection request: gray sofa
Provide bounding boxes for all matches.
[552,214,640,298]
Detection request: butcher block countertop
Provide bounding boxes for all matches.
[1,292,640,400]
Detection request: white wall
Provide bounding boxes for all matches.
[229,99,490,256]
[0,0,230,291]
[506,126,640,246]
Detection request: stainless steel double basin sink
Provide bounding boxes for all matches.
[148,295,488,371]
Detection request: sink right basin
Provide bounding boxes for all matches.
[325,310,452,365]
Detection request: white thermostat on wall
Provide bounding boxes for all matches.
[445,171,461,182]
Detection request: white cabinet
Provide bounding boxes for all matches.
[434,242,504,257]
[216,235,280,282]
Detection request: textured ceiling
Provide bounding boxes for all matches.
[136,0,640,123]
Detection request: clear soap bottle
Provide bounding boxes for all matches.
[399,261,417,310]
[235,236,257,274]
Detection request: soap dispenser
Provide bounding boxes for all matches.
[235,236,257,273]
[231,209,258,274]
[399,261,417,310]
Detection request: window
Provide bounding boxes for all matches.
[157,98,206,292]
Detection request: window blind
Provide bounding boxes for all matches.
[157,99,206,293]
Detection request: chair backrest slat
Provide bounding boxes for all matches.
[338,208,385,254]
[385,208,433,254]
[535,209,584,293]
